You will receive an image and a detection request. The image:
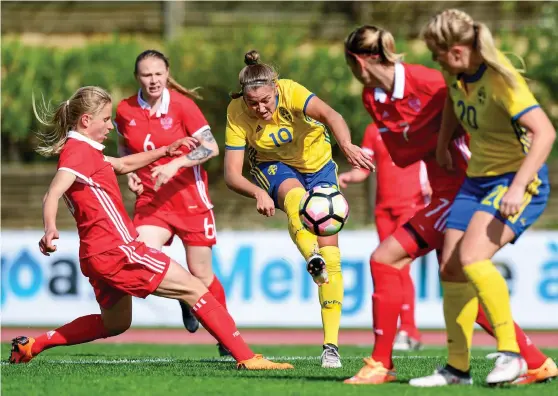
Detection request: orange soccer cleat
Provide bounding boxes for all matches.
[237,354,294,370]
[9,336,35,364]
[344,357,397,384]
[513,358,558,385]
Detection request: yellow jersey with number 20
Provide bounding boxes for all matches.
[225,79,332,174]
[446,51,539,177]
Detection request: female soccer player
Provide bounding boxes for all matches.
[9,86,292,371]
[342,24,556,385]
[339,122,431,351]
[410,9,557,386]
[223,50,373,368]
[115,50,229,354]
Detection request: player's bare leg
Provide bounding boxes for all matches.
[186,244,231,356]
[154,259,293,370]
[137,225,200,334]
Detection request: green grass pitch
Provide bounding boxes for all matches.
[2,343,557,395]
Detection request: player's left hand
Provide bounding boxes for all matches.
[166,137,199,156]
[499,184,525,218]
[152,161,181,191]
[341,143,375,172]
[39,228,59,256]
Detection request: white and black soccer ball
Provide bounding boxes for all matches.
[299,186,349,236]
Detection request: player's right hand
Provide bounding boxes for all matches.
[338,172,352,189]
[341,143,375,172]
[127,172,144,195]
[436,147,454,171]
[39,228,59,256]
[255,191,275,217]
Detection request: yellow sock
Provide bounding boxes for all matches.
[442,281,478,372]
[463,260,519,353]
[284,187,319,260]
[318,246,343,346]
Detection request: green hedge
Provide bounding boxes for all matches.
[3,21,558,170]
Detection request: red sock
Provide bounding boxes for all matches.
[192,292,254,362]
[398,265,420,341]
[370,260,403,368]
[476,305,547,369]
[31,314,111,356]
[207,276,228,309]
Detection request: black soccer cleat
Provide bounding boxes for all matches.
[179,301,200,333]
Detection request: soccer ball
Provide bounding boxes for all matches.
[299,186,349,236]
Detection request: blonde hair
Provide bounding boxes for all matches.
[422,9,519,88]
[230,50,278,99]
[34,86,112,157]
[344,25,403,64]
[134,49,202,100]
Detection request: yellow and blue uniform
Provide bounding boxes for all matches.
[445,51,549,241]
[226,79,344,349]
[225,79,338,207]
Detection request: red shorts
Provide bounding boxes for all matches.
[133,209,217,247]
[80,241,171,309]
[375,206,423,242]
[392,193,455,260]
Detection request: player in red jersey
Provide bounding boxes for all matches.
[115,50,228,352]
[9,86,292,371]
[341,25,553,385]
[339,122,431,350]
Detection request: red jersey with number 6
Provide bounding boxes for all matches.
[58,132,138,259]
[115,88,213,215]
[362,62,470,196]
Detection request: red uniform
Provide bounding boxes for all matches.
[115,88,216,246]
[58,132,170,309]
[360,123,430,241]
[362,62,470,257]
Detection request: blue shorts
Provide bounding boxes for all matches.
[446,165,550,243]
[251,160,339,208]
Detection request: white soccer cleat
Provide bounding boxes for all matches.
[306,254,328,286]
[410,366,473,387]
[485,352,527,385]
[321,344,342,368]
[393,330,422,351]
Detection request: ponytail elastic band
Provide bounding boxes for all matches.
[66,100,70,106]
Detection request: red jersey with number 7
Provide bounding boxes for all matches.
[115,88,213,215]
[58,132,138,259]
[362,62,470,196]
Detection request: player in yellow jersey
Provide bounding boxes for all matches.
[409,9,558,387]
[224,50,374,368]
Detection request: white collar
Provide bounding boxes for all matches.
[137,88,170,117]
[67,131,105,151]
[392,62,405,100]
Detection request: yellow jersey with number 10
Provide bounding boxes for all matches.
[225,79,332,173]
[446,51,539,177]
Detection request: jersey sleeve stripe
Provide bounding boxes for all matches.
[225,145,245,150]
[511,104,540,121]
[191,125,211,137]
[302,93,316,115]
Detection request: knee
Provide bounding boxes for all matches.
[103,317,131,336]
[458,245,479,267]
[188,265,214,286]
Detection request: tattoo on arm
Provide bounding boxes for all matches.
[187,145,213,161]
[198,128,216,144]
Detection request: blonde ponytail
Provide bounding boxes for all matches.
[34,86,112,157]
[422,9,520,89]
